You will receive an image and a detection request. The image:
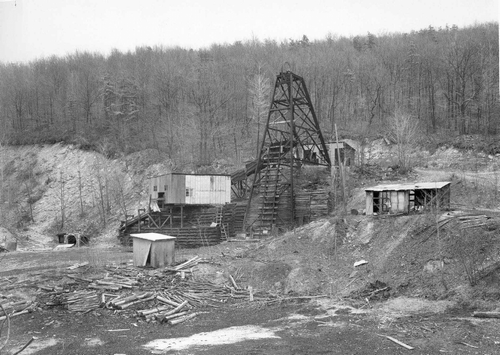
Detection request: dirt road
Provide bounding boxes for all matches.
[416,167,500,187]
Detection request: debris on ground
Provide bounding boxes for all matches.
[0,298,34,321]
[30,256,276,325]
[349,280,391,303]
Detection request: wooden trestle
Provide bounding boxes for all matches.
[118,204,245,248]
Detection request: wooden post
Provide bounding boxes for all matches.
[180,206,184,228]
[288,71,296,225]
[137,209,141,232]
[331,164,337,210]
[335,124,346,214]
[169,207,173,228]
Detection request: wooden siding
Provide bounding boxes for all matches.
[150,175,184,203]
[390,190,409,213]
[150,174,230,205]
[169,174,186,204]
[132,238,151,267]
[366,191,374,215]
[131,234,176,268]
[185,175,231,205]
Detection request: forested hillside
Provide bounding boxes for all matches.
[0,23,498,167]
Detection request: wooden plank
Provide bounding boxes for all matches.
[366,191,373,215]
[133,238,151,267]
[379,334,415,350]
[473,311,500,318]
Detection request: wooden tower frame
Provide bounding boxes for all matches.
[244,71,331,233]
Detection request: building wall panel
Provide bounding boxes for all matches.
[366,191,374,214]
[132,238,151,267]
[170,174,185,204]
[151,174,230,206]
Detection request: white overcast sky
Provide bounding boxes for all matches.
[0,0,498,63]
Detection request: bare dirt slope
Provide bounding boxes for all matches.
[0,144,171,249]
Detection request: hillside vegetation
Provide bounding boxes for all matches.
[0,23,498,169]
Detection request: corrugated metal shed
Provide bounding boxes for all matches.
[150,173,231,205]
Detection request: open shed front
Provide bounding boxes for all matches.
[365,182,451,215]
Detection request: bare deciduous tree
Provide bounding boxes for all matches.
[58,170,67,228]
[389,109,419,172]
[248,65,270,158]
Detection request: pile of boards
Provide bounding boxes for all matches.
[32,256,271,325]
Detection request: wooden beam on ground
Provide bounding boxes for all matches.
[473,311,500,319]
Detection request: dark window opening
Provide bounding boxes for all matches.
[158,192,165,208]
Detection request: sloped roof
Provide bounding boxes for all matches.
[328,140,356,150]
[150,172,231,178]
[365,181,451,192]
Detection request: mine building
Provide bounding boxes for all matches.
[149,173,231,208]
[119,173,237,247]
[304,140,357,166]
[365,181,451,215]
[328,140,356,166]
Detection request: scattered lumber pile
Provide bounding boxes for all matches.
[1,276,41,292]
[0,277,17,291]
[414,212,497,243]
[67,261,89,270]
[34,255,274,326]
[309,190,331,219]
[295,190,331,221]
[0,299,33,321]
[165,256,200,274]
[67,291,100,312]
[88,273,139,291]
[456,214,491,230]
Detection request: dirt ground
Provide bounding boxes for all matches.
[2,239,500,355]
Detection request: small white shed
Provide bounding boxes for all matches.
[131,233,176,268]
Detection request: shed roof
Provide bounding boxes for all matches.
[328,141,356,150]
[131,233,176,241]
[365,181,451,192]
[150,172,231,178]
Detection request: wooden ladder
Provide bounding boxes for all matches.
[255,146,283,235]
[215,206,228,240]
